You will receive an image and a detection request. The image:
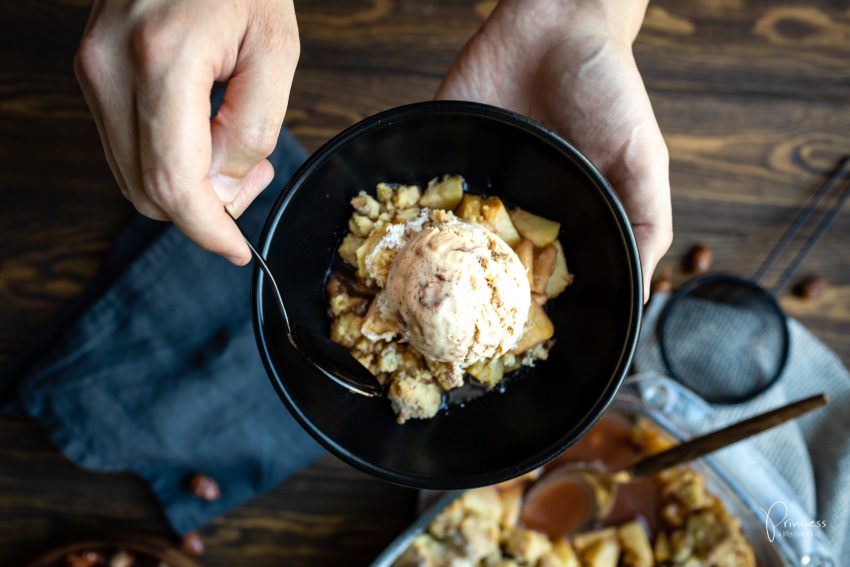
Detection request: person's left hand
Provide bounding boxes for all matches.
[437,0,671,299]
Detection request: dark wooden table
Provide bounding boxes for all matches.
[2,0,849,564]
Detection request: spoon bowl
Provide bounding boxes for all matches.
[521,393,827,536]
[521,463,615,536]
[231,211,384,398]
[288,323,384,397]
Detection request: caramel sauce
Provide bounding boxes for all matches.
[520,412,663,536]
[521,475,596,537]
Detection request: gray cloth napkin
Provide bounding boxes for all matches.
[635,293,850,561]
[3,127,325,535]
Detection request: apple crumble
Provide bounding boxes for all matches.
[394,416,755,567]
[327,176,573,423]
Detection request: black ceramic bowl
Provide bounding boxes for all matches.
[252,101,642,489]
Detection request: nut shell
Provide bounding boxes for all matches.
[64,551,103,567]
[188,473,221,501]
[180,531,204,557]
[686,244,712,275]
[794,275,829,300]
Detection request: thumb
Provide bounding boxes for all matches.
[633,223,672,301]
[606,148,672,302]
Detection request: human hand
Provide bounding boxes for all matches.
[437,0,672,298]
[75,0,299,265]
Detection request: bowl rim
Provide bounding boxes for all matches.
[251,100,643,488]
[26,538,202,567]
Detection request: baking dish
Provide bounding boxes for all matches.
[370,373,837,566]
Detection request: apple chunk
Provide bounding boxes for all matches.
[480,197,521,246]
[582,538,620,567]
[510,208,561,247]
[511,302,554,354]
[618,521,653,567]
[547,539,581,567]
[467,357,505,389]
[455,195,521,247]
[532,245,557,295]
[419,175,464,210]
[546,241,574,299]
[454,193,482,220]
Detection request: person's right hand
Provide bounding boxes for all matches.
[437,0,671,299]
[75,0,299,265]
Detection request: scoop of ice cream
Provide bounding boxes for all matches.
[380,216,530,373]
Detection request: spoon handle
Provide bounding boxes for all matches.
[225,209,290,328]
[618,394,827,483]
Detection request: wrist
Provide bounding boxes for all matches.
[488,0,647,49]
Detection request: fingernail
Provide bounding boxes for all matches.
[211,174,242,202]
[228,253,250,267]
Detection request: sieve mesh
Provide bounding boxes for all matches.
[657,275,789,404]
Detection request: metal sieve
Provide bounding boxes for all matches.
[657,156,850,404]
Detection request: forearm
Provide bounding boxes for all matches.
[444,0,650,106]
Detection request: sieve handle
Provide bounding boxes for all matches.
[752,155,850,286]
[771,173,850,294]
[619,394,827,482]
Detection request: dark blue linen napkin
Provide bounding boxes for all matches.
[2,126,325,535]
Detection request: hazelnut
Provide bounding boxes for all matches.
[686,244,712,274]
[181,531,205,557]
[109,551,135,567]
[188,473,221,501]
[794,275,829,300]
[65,551,104,567]
[651,268,673,294]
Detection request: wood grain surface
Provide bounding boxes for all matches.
[1,0,849,564]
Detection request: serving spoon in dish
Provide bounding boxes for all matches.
[229,211,384,398]
[522,393,828,536]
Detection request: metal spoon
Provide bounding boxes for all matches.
[522,393,828,535]
[228,211,384,398]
